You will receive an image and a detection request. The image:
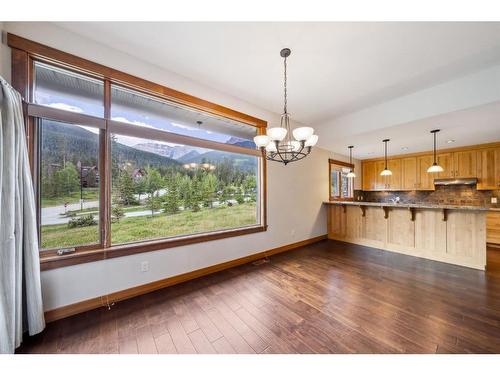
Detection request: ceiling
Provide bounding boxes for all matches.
[52,22,500,156]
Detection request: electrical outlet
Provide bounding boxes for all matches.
[141,261,149,272]
[492,197,498,204]
[290,229,296,237]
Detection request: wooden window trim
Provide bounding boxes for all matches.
[9,33,268,270]
[329,158,355,202]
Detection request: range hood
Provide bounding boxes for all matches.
[434,177,478,186]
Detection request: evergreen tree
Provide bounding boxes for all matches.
[200,173,217,208]
[117,169,137,206]
[145,168,164,216]
[163,174,182,214]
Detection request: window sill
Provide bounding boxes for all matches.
[39,225,267,271]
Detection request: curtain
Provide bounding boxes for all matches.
[0,77,45,354]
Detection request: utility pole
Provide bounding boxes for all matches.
[77,160,83,211]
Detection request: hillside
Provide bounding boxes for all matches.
[41,120,179,169]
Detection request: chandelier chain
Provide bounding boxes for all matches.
[283,54,287,114]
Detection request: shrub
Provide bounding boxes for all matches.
[112,205,125,223]
[68,214,97,228]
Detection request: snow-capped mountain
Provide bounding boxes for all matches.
[133,143,200,160]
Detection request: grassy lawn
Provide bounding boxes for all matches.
[40,203,257,249]
[41,188,99,208]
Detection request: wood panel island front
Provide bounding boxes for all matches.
[325,202,488,270]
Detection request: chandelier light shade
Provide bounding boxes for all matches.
[427,129,444,173]
[346,145,356,178]
[380,139,392,176]
[253,48,318,165]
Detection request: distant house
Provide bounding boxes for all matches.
[80,166,99,188]
[132,168,146,182]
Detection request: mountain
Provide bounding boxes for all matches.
[41,120,179,170]
[134,142,200,160]
[226,136,255,149]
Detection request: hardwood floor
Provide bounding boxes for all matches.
[17,240,500,354]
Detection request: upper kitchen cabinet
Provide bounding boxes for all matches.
[401,157,417,190]
[362,161,377,191]
[453,150,477,178]
[436,153,454,179]
[374,160,387,190]
[477,147,500,190]
[385,159,402,190]
[416,155,435,190]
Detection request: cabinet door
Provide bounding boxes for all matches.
[453,150,477,178]
[416,155,434,190]
[362,161,376,191]
[477,148,500,190]
[401,157,417,190]
[436,153,454,179]
[375,160,387,190]
[386,159,402,190]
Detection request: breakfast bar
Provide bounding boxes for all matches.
[325,201,488,270]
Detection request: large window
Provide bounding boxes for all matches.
[12,37,267,267]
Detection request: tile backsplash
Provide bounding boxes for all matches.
[356,185,500,208]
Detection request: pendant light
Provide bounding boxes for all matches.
[427,129,444,173]
[346,145,356,178]
[253,48,318,165]
[380,139,392,176]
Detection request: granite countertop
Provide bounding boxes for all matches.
[323,201,491,211]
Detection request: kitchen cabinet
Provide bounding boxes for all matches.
[362,161,377,191]
[436,153,454,179]
[477,148,500,190]
[401,157,417,190]
[385,159,402,190]
[453,150,477,178]
[361,143,500,192]
[416,155,434,190]
[374,160,386,191]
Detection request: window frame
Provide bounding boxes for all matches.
[9,33,268,270]
[328,158,354,202]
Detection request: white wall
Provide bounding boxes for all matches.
[1,22,359,311]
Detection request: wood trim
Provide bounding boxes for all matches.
[361,141,500,162]
[40,225,267,271]
[27,103,106,129]
[329,158,354,168]
[7,33,267,128]
[43,234,327,322]
[109,120,261,157]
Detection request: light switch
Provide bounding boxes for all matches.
[492,197,498,204]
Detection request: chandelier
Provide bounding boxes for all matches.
[253,48,318,165]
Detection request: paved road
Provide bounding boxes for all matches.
[41,194,236,225]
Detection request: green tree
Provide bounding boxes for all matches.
[54,162,80,195]
[116,170,136,206]
[134,176,147,203]
[200,173,217,208]
[163,174,182,214]
[145,168,164,216]
[180,175,193,211]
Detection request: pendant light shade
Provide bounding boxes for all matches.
[346,145,356,178]
[380,139,392,176]
[427,129,443,173]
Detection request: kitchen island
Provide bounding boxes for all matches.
[325,201,488,270]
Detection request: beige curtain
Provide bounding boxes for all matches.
[0,77,45,354]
